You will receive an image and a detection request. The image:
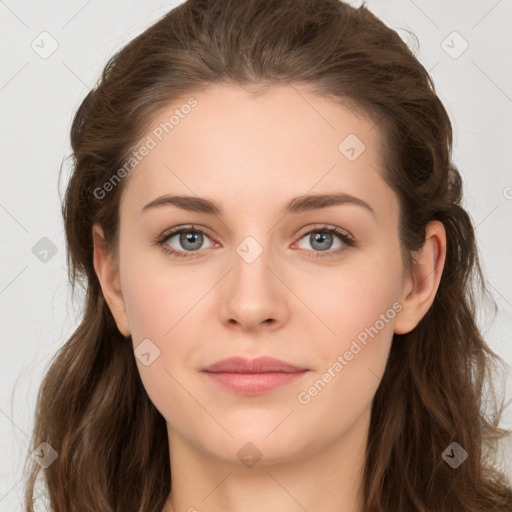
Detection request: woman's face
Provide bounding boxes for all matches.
[96,83,418,466]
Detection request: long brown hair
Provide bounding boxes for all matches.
[23,0,512,510]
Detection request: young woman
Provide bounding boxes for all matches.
[24,0,512,511]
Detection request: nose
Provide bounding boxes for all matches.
[218,239,290,332]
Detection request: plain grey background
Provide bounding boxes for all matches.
[1,0,511,509]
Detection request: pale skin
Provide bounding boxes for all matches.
[92,83,446,512]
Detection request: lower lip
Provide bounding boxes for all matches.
[202,371,309,394]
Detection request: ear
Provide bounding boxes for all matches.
[92,223,131,338]
[394,220,447,335]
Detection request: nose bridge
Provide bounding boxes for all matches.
[219,230,288,329]
[231,232,276,300]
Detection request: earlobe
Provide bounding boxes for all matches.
[394,220,447,335]
[92,223,131,338]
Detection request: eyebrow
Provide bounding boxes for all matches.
[139,192,375,218]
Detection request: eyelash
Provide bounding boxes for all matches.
[154,224,356,259]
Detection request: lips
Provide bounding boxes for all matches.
[202,356,309,394]
[202,356,307,374]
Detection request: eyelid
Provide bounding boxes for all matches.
[295,223,353,240]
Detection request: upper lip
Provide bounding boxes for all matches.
[202,356,308,374]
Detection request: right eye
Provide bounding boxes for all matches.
[156,225,217,258]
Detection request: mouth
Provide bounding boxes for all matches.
[201,356,309,394]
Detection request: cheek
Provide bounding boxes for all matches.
[293,248,401,411]
[120,260,202,421]
[118,245,221,392]
[123,278,173,342]
[120,245,206,340]
[295,244,402,350]
[294,297,396,442]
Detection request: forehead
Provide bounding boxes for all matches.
[119,83,397,224]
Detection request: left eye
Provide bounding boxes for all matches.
[293,225,355,257]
